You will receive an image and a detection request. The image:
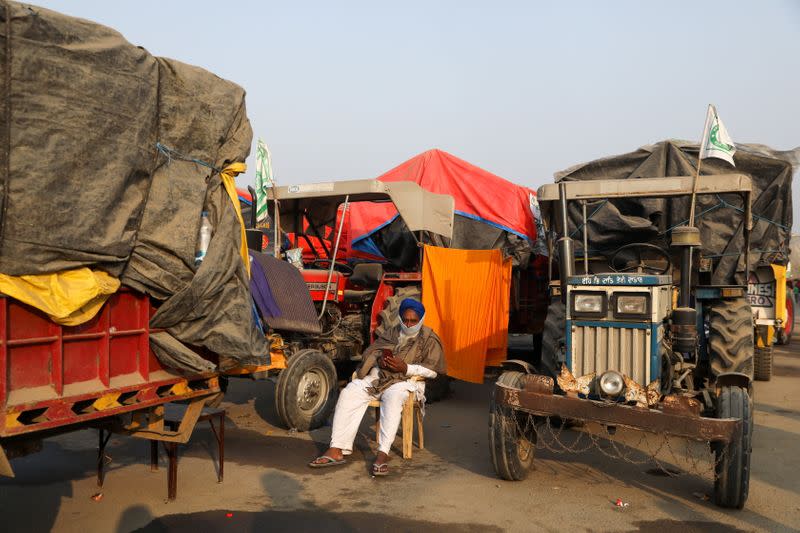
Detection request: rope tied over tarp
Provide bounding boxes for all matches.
[155,143,250,276]
[155,142,221,173]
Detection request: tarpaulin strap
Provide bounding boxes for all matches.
[661,202,725,235]
[569,200,608,238]
[664,194,791,235]
[153,143,251,277]
[712,195,791,230]
[155,142,221,172]
[220,162,251,277]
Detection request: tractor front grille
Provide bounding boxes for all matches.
[571,324,650,386]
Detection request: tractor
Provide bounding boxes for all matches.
[491,174,756,509]
[748,263,788,380]
[247,179,455,430]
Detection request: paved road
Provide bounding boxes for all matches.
[2,335,799,532]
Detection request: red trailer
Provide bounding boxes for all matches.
[0,290,221,477]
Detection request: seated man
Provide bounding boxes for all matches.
[309,298,445,476]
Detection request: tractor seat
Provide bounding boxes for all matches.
[348,263,383,290]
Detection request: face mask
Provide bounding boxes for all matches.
[400,315,424,337]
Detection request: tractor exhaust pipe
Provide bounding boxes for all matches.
[671,225,701,354]
[557,182,575,304]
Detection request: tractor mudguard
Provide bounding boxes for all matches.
[716,372,752,392]
[500,359,536,374]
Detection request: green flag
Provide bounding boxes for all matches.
[699,105,736,167]
[254,138,274,227]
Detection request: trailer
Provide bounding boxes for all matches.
[0,290,221,477]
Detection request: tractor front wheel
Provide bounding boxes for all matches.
[713,385,753,509]
[489,371,535,481]
[275,349,338,431]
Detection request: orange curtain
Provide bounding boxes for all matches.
[421,245,512,383]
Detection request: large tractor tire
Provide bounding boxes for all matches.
[713,385,753,509]
[374,285,449,402]
[708,298,754,378]
[489,371,535,481]
[753,346,773,381]
[275,349,338,431]
[540,299,566,379]
[776,290,795,345]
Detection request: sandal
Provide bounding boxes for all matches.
[308,455,346,468]
[372,463,389,476]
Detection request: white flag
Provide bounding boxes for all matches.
[254,138,274,227]
[699,105,736,166]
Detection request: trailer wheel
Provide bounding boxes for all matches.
[708,298,754,378]
[540,299,566,379]
[713,385,752,509]
[777,291,795,345]
[275,349,338,431]
[753,346,773,381]
[489,371,535,481]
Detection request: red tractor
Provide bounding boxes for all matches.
[240,180,454,430]
[240,171,547,430]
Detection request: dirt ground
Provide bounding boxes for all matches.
[2,333,799,533]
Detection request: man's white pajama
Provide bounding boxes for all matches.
[330,365,436,455]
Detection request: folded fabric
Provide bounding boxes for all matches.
[0,268,120,326]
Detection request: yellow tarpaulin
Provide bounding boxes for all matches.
[421,245,512,383]
[220,162,251,277]
[0,268,120,326]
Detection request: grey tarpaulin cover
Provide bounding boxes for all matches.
[554,140,796,285]
[0,1,268,371]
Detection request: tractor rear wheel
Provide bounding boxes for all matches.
[708,298,754,378]
[489,371,535,481]
[713,385,753,509]
[753,346,773,381]
[540,299,566,379]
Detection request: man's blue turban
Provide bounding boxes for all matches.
[399,298,425,318]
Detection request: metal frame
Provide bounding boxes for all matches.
[495,384,741,443]
[538,174,754,285]
[269,179,455,240]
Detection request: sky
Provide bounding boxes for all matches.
[26,1,800,204]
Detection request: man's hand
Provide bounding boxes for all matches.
[383,354,408,374]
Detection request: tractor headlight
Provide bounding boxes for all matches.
[571,292,606,317]
[613,293,650,318]
[599,371,624,396]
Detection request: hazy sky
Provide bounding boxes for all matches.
[27,1,800,197]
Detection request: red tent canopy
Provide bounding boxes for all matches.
[350,149,536,246]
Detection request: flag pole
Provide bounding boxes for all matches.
[688,104,712,227]
[254,139,281,258]
[272,185,281,257]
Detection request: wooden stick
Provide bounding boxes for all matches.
[689,104,712,227]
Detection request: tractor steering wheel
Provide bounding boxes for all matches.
[309,258,354,275]
[609,243,672,275]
